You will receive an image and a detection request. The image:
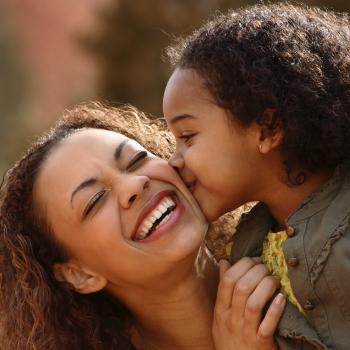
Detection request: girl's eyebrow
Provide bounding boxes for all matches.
[168,114,196,126]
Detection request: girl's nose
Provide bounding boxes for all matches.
[168,151,185,171]
[119,174,150,209]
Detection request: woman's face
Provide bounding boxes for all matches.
[34,128,207,290]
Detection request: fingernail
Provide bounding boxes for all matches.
[274,293,285,305]
[219,259,229,266]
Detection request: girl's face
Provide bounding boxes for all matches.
[34,128,207,291]
[163,68,262,221]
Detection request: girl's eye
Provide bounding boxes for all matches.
[83,189,107,218]
[179,132,195,143]
[126,151,148,172]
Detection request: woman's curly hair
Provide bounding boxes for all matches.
[0,103,174,349]
[166,2,350,182]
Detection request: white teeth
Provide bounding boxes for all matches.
[143,220,153,232]
[159,203,168,212]
[154,209,162,219]
[159,213,171,225]
[136,196,176,239]
[144,219,152,227]
[165,198,173,207]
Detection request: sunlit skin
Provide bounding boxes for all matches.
[163,68,332,226]
[34,128,216,349]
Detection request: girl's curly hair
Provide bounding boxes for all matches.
[166,2,350,183]
[0,103,174,349]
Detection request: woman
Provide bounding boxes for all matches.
[0,103,283,349]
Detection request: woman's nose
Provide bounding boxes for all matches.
[119,175,150,209]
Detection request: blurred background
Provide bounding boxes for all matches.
[0,0,349,176]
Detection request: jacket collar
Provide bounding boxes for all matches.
[287,163,350,224]
[230,202,273,264]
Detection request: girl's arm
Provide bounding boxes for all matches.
[212,258,285,350]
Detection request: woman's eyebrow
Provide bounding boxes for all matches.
[70,177,97,207]
[70,140,130,207]
[114,139,129,160]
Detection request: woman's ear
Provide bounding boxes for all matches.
[257,108,283,154]
[53,262,107,294]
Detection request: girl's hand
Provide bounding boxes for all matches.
[212,257,285,350]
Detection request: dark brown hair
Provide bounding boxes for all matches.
[167,2,350,183]
[0,103,174,349]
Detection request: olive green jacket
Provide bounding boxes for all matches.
[230,164,350,350]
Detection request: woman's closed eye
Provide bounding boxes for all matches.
[81,151,147,219]
[126,151,148,172]
[83,189,107,218]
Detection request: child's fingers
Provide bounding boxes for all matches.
[230,263,269,318]
[251,257,262,263]
[257,293,286,339]
[215,257,259,312]
[243,275,281,330]
[219,259,230,278]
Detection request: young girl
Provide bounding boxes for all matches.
[163,3,350,350]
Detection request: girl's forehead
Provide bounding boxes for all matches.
[166,69,205,95]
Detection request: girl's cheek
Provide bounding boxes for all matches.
[186,151,198,167]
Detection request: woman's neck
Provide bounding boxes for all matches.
[133,276,215,350]
[114,247,218,350]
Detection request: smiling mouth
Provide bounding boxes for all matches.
[133,194,177,241]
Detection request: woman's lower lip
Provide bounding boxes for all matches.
[137,198,184,243]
